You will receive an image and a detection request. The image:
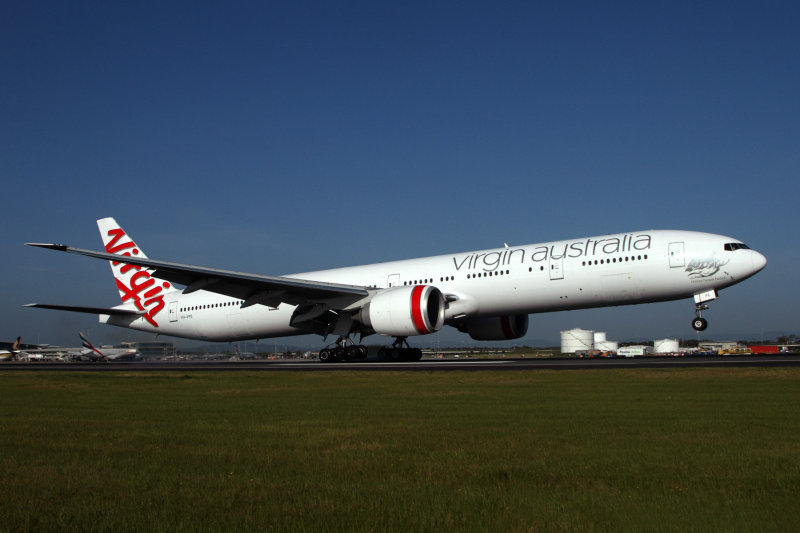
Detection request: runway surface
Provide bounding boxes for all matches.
[2,354,800,372]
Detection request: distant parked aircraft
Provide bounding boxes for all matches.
[0,337,22,361]
[75,333,139,362]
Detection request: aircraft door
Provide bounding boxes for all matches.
[387,274,400,288]
[668,242,685,268]
[549,258,564,280]
[168,301,178,322]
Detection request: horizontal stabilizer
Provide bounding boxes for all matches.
[25,243,69,251]
[24,303,144,316]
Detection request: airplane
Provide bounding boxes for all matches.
[75,332,140,362]
[0,337,22,361]
[25,217,767,362]
[233,344,256,360]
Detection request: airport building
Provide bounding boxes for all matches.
[135,341,177,359]
[698,341,745,353]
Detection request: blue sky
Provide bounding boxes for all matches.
[3,1,798,348]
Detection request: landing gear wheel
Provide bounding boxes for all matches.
[381,337,422,362]
[347,345,363,360]
[692,317,708,331]
[333,347,348,362]
[317,335,369,363]
[319,348,333,363]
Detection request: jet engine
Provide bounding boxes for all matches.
[358,285,445,337]
[456,314,529,341]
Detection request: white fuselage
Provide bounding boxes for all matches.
[102,230,766,342]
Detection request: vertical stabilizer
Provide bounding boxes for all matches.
[79,332,105,360]
[96,218,178,327]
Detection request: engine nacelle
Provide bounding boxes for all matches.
[457,314,529,341]
[359,285,445,337]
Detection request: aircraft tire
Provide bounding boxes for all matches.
[333,347,348,362]
[692,317,708,331]
[347,345,362,360]
[319,349,333,363]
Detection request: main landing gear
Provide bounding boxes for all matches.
[377,337,423,362]
[317,336,423,362]
[318,336,367,363]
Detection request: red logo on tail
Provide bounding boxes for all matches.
[105,228,170,327]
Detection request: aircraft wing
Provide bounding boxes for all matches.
[25,243,370,308]
[24,303,143,316]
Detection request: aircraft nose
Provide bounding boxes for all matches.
[751,250,767,272]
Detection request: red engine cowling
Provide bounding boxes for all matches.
[457,314,529,341]
[359,285,445,337]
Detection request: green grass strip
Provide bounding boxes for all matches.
[1,368,798,532]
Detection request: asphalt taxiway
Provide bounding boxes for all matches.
[2,354,799,372]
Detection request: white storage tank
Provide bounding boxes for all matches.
[653,339,680,354]
[561,328,594,353]
[595,340,619,353]
[593,331,607,344]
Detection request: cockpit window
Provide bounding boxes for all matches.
[724,243,750,251]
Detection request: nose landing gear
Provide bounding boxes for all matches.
[691,290,717,332]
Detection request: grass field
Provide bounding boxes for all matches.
[1,368,798,532]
